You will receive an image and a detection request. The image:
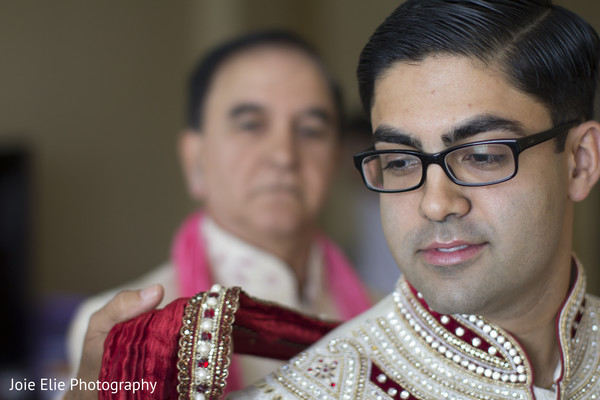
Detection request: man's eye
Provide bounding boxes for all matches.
[237,120,263,132]
[382,156,420,175]
[384,158,416,169]
[461,153,507,168]
[297,124,327,139]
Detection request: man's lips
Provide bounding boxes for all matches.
[252,184,301,197]
[419,241,487,266]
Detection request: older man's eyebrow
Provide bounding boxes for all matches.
[372,124,424,150]
[441,115,527,147]
[229,103,264,118]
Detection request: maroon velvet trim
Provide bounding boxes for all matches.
[100,297,189,399]
[99,291,339,399]
[232,292,341,360]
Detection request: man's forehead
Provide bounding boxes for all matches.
[372,56,507,110]
[211,45,323,91]
[370,56,552,147]
[204,46,335,115]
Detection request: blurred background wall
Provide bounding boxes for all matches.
[0,0,599,377]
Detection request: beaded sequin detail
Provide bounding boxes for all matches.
[254,260,600,399]
[177,284,240,400]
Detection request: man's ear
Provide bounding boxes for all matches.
[179,129,205,201]
[567,121,600,202]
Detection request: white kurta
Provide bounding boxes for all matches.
[67,216,338,387]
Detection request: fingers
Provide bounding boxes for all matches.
[64,284,164,400]
[88,284,164,338]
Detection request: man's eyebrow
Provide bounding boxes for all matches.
[229,103,264,118]
[372,124,424,150]
[373,116,526,151]
[441,115,527,146]
[229,104,334,125]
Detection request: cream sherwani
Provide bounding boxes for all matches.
[228,261,600,400]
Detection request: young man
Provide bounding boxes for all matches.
[66,30,370,395]
[72,1,600,399]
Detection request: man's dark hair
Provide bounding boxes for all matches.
[187,30,343,131]
[357,0,600,148]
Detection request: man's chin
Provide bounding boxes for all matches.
[420,286,487,316]
[252,215,307,238]
[405,272,483,315]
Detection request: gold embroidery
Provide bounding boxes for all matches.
[177,285,240,400]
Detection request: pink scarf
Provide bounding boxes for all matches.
[172,211,372,394]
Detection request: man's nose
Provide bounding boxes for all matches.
[267,126,298,169]
[418,164,471,222]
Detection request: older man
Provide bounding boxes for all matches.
[66,30,370,396]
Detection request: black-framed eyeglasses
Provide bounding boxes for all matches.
[353,121,579,193]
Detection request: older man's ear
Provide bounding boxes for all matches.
[179,129,206,201]
[567,121,600,202]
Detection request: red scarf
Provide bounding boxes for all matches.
[172,211,371,393]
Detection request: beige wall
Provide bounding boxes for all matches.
[1,1,599,296]
[0,2,198,295]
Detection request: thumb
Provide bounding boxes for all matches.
[90,284,164,336]
[65,284,164,400]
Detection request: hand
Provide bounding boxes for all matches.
[64,284,164,400]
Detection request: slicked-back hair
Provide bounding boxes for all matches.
[357,0,600,148]
[187,30,343,132]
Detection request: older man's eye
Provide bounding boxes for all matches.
[236,119,264,132]
[296,122,329,139]
[298,127,322,138]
